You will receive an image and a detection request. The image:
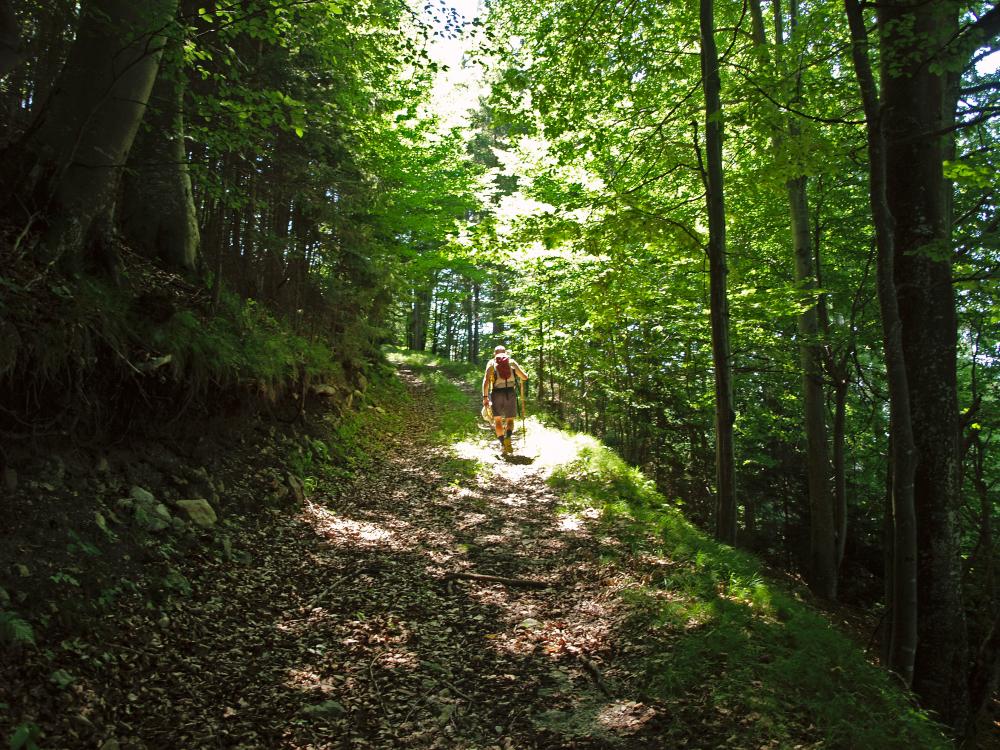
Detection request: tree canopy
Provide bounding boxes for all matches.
[0,0,997,741]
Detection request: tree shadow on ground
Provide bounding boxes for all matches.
[38,365,943,750]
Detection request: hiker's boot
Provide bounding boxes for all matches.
[503,437,513,454]
[497,435,506,453]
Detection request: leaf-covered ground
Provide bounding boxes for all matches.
[127,365,677,749]
[1,357,951,749]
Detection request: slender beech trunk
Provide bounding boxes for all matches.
[464,282,474,362]
[444,297,455,359]
[431,292,442,355]
[206,155,228,312]
[791,171,837,598]
[0,0,178,266]
[781,3,836,597]
[749,0,836,598]
[537,318,545,401]
[831,377,848,567]
[472,282,480,361]
[700,0,736,545]
[816,210,852,571]
[881,0,968,729]
[844,0,918,686]
[121,28,200,273]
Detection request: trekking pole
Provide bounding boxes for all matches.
[519,378,527,448]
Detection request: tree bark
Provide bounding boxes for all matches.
[120,29,200,274]
[472,281,480,361]
[0,0,178,267]
[831,375,848,568]
[700,0,737,546]
[844,0,919,686]
[790,172,837,599]
[749,0,837,597]
[0,0,21,78]
[966,614,1000,747]
[880,0,969,729]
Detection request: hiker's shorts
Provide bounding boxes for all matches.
[490,387,517,418]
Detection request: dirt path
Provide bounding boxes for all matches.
[146,365,670,749]
[15,366,673,749]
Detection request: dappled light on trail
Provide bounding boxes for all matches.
[304,502,410,550]
[17,356,946,748]
[452,416,603,482]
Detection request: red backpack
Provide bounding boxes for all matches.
[494,355,512,381]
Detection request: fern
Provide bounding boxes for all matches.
[0,610,35,647]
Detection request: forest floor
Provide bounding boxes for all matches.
[0,355,957,749]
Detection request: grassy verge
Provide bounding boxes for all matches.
[384,347,483,442]
[549,444,948,748]
[288,362,412,492]
[385,348,951,749]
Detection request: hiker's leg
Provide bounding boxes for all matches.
[504,418,515,440]
[494,416,505,444]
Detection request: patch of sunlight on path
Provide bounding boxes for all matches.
[451,416,602,484]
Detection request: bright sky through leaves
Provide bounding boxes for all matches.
[423,0,486,128]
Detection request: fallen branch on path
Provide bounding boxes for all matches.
[442,571,550,589]
[577,652,614,698]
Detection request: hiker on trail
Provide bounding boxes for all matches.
[482,345,528,455]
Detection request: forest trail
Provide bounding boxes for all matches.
[100,364,672,749]
[0,359,953,749]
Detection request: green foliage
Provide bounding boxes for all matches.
[549,445,663,513]
[48,670,75,689]
[310,364,413,483]
[0,271,350,422]
[8,723,41,750]
[0,611,35,649]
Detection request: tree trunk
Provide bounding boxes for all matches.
[472,282,480,361]
[790,172,837,599]
[845,0,919,686]
[966,614,1000,747]
[700,0,737,545]
[880,0,968,728]
[0,0,21,78]
[537,317,545,401]
[0,0,178,267]
[120,29,200,274]
[464,281,473,362]
[750,0,836,597]
[831,375,848,568]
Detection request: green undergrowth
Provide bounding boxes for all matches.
[290,363,410,491]
[384,347,483,443]
[389,349,951,748]
[550,444,949,748]
[0,270,352,418]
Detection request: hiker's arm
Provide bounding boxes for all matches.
[482,366,492,403]
[513,362,529,381]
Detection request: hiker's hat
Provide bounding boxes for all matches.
[494,345,507,355]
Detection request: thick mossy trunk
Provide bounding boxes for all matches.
[845,0,919,686]
[0,0,178,269]
[121,32,199,274]
[881,0,968,731]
